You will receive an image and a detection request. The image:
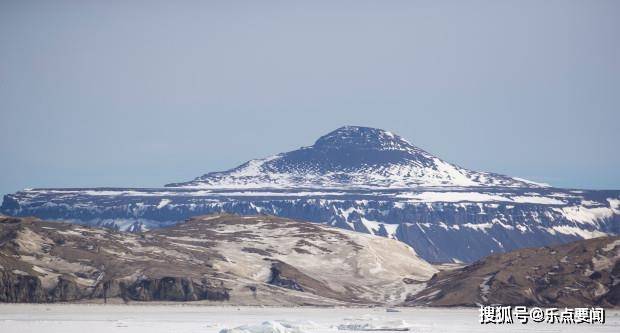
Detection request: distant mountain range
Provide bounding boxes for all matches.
[2,126,619,262]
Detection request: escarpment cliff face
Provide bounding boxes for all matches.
[0,271,228,303]
[407,236,620,307]
[0,215,435,305]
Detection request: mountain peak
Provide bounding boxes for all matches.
[313,126,414,152]
[166,126,546,189]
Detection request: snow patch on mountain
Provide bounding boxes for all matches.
[397,191,564,204]
[552,205,616,225]
[156,199,171,209]
[547,225,608,238]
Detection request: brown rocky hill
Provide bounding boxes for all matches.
[407,236,619,307]
[0,214,435,305]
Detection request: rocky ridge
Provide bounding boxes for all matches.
[408,236,620,307]
[0,215,435,305]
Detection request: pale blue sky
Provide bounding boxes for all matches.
[1,0,619,195]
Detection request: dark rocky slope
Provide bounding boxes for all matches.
[407,236,620,307]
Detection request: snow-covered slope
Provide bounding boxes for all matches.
[166,126,546,189]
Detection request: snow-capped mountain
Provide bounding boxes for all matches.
[1,126,619,263]
[166,126,546,189]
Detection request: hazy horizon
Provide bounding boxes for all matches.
[1,0,619,196]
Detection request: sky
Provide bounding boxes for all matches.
[0,0,619,196]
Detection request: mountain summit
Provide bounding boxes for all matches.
[312,126,415,152]
[166,126,545,189]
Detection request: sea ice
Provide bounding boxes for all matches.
[0,304,618,333]
[220,321,304,333]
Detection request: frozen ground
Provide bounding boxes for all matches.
[0,304,618,333]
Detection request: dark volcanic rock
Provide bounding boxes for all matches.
[0,270,47,302]
[120,277,229,302]
[268,262,304,292]
[0,271,229,303]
